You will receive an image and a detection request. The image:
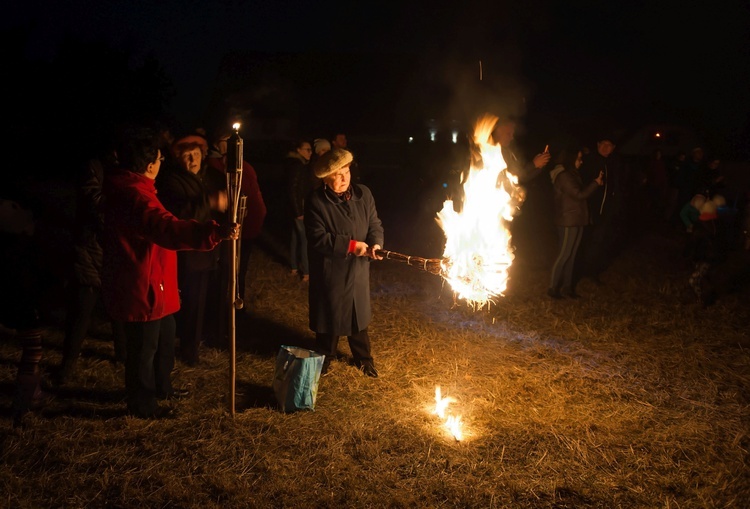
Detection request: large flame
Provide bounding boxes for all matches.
[436,114,522,308]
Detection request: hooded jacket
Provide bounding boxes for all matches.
[101,169,223,322]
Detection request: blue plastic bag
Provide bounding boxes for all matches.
[273,345,324,412]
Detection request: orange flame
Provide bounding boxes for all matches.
[434,386,456,419]
[436,114,523,309]
[434,385,463,441]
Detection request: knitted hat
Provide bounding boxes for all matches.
[313,148,353,179]
[172,134,208,159]
[314,138,331,154]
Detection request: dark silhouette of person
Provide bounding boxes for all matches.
[576,133,632,285]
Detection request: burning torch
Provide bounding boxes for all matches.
[225,122,244,416]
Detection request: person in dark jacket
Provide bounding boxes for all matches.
[285,139,314,281]
[305,148,384,378]
[492,116,552,267]
[58,146,127,384]
[548,147,604,298]
[101,127,237,418]
[156,134,227,366]
[576,134,632,284]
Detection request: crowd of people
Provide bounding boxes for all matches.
[1,115,748,425]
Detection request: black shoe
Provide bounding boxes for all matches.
[158,387,190,401]
[321,358,331,376]
[359,362,379,378]
[547,288,563,299]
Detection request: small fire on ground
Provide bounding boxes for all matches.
[434,386,463,442]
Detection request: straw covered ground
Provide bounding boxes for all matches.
[1,197,750,508]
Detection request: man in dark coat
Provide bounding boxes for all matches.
[576,134,632,284]
[492,117,552,267]
[304,148,384,377]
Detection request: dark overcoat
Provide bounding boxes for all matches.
[304,183,384,335]
[71,158,106,287]
[155,163,223,272]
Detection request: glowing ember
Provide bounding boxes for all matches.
[436,114,523,308]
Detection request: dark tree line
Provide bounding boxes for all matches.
[3,27,175,185]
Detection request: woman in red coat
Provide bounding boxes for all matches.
[101,127,237,418]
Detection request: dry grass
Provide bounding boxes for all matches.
[1,219,749,508]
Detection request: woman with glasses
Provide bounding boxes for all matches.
[101,127,237,418]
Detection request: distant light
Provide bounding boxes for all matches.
[442,182,448,188]
[654,132,661,138]
[232,122,241,131]
[451,131,458,144]
[429,129,437,142]
[408,136,414,143]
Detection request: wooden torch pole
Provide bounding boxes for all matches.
[225,122,243,416]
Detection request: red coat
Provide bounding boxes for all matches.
[206,157,267,239]
[101,169,224,322]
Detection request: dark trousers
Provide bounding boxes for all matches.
[577,219,619,281]
[549,226,584,291]
[176,269,210,365]
[61,284,127,379]
[13,327,43,422]
[289,219,308,275]
[238,238,256,300]
[61,285,98,377]
[316,328,373,364]
[123,315,176,417]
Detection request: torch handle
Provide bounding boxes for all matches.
[374,249,443,275]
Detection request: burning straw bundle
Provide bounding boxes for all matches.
[375,249,444,276]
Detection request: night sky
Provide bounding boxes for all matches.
[4,0,750,156]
